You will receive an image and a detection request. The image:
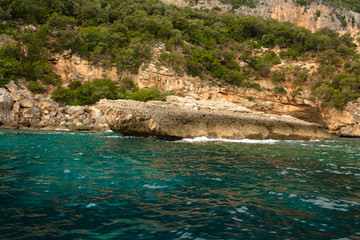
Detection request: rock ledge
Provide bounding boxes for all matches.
[98,96,334,140]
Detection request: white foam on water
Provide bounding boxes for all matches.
[236,206,249,213]
[86,203,97,208]
[210,177,222,181]
[106,135,123,138]
[301,197,360,212]
[54,128,71,131]
[143,183,168,189]
[64,169,71,174]
[35,182,51,185]
[180,136,280,144]
[232,217,244,222]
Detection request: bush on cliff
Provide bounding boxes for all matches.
[0,43,21,87]
[27,81,45,93]
[126,87,166,102]
[51,78,119,106]
[51,78,173,105]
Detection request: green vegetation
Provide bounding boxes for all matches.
[0,42,20,87]
[27,81,45,93]
[51,78,172,106]
[51,78,120,106]
[0,0,359,108]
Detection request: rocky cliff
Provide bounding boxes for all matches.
[161,0,360,33]
[98,96,333,140]
[49,51,120,86]
[45,48,360,138]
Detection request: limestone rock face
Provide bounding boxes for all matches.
[326,99,360,137]
[161,0,360,33]
[49,51,120,85]
[98,97,333,140]
[0,88,14,124]
[136,47,326,127]
[235,0,360,33]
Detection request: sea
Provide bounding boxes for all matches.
[0,129,359,240]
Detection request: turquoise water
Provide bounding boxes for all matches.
[0,129,359,240]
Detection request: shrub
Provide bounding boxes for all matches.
[68,80,82,90]
[254,61,271,77]
[186,60,205,77]
[271,70,286,82]
[264,51,281,65]
[51,84,74,104]
[293,70,309,84]
[52,78,119,105]
[126,87,164,102]
[27,81,45,93]
[244,81,261,91]
[291,88,303,97]
[225,70,245,86]
[247,96,254,101]
[120,77,136,92]
[274,85,287,94]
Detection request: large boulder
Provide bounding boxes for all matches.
[97,97,334,140]
[23,107,41,119]
[5,80,18,93]
[12,90,29,102]
[20,98,36,108]
[328,99,360,137]
[39,99,58,111]
[0,88,14,124]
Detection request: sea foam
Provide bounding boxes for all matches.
[180,136,279,144]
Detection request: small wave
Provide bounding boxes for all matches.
[143,183,168,189]
[180,136,279,144]
[54,128,71,131]
[105,135,123,139]
[301,197,360,212]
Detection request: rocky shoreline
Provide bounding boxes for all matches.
[0,81,339,140]
[0,81,109,131]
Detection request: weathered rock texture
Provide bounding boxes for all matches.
[0,88,14,124]
[98,96,333,140]
[323,99,360,137]
[235,0,360,33]
[49,51,120,86]
[161,0,360,33]
[135,46,327,127]
[0,81,109,131]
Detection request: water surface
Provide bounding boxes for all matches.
[0,129,359,239]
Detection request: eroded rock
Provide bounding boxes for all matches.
[20,98,35,108]
[0,88,14,124]
[98,97,334,140]
[12,90,29,102]
[5,80,18,93]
